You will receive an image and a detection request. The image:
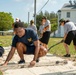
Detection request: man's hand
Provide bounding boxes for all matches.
[28,60,36,67]
[2,61,8,66]
[61,39,64,43]
[2,47,15,66]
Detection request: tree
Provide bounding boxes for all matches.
[44,10,50,19]
[0,12,14,31]
[23,22,28,28]
[50,12,56,19]
[36,11,43,29]
[50,17,58,32]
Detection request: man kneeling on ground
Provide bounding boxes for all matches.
[3,22,47,67]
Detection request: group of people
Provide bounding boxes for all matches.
[2,16,76,67]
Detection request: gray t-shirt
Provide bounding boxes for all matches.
[39,25,44,34]
[28,25,37,33]
[44,20,51,31]
[64,22,76,34]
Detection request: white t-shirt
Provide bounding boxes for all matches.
[44,20,51,31]
[64,22,76,34]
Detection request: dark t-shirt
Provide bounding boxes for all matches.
[12,28,39,47]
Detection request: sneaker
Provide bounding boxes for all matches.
[64,54,71,57]
[18,59,25,64]
[36,58,39,63]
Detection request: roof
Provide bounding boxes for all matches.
[61,3,76,10]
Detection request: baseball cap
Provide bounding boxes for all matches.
[15,18,20,22]
[59,19,65,22]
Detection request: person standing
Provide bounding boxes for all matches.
[59,19,76,57]
[39,16,51,49]
[28,20,37,33]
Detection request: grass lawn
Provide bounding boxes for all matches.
[0,36,12,47]
[0,70,3,75]
[0,36,75,56]
[48,38,75,56]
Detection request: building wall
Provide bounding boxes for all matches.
[61,9,76,23]
[56,9,76,37]
[71,10,76,23]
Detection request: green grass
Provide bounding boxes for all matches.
[0,70,3,75]
[48,38,75,56]
[0,36,12,47]
[0,36,75,56]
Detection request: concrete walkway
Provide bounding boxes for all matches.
[0,47,76,75]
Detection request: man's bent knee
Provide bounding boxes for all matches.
[16,42,27,50]
[16,42,23,47]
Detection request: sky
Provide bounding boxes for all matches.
[0,0,73,23]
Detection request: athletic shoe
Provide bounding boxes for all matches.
[18,59,25,64]
[36,58,39,63]
[64,54,71,57]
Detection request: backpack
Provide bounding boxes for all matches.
[0,46,4,57]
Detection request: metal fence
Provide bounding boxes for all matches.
[0,31,13,36]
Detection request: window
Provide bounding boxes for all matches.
[67,12,70,18]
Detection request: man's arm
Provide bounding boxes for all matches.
[3,47,16,66]
[64,24,68,40]
[33,40,40,61]
[29,40,40,67]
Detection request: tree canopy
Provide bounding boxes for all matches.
[0,12,14,31]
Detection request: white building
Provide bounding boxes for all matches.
[56,0,76,37]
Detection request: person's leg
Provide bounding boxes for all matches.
[16,42,27,60]
[64,31,74,57]
[64,43,70,54]
[73,40,76,52]
[38,45,47,58]
[74,45,76,51]
[43,43,48,49]
[73,31,76,51]
[39,41,48,49]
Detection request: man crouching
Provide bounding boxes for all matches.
[3,22,47,67]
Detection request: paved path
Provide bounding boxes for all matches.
[0,47,76,75]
